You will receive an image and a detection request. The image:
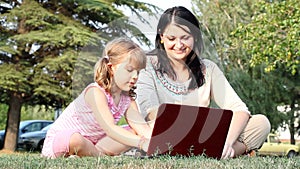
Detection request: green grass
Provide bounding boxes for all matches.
[0,152,299,169]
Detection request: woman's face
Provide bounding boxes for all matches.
[160,23,194,62]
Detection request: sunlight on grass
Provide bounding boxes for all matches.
[0,151,299,169]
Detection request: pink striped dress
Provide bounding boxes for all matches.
[41,82,131,158]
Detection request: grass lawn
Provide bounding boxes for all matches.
[0,150,299,169]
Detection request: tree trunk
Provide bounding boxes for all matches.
[289,99,295,145]
[3,92,23,151]
[289,113,295,145]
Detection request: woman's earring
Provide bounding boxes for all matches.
[160,40,164,44]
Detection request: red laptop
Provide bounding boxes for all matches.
[146,103,233,159]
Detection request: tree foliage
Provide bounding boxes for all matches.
[192,0,300,141]
[230,0,300,75]
[0,104,8,130]
[192,0,256,68]
[228,0,300,141]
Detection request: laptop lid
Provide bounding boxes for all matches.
[146,103,233,159]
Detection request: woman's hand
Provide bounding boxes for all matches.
[221,143,235,159]
[221,111,249,159]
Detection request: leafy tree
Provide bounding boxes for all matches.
[0,0,157,151]
[21,105,54,121]
[229,0,300,143]
[192,0,299,143]
[268,64,300,144]
[231,0,299,75]
[226,66,289,131]
[0,104,53,130]
[0,104,8,130]
[192,0,256,68]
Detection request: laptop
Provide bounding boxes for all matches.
[146,103,233,159]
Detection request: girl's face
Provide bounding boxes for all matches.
[160,23,194,62]
[111,56,140,92]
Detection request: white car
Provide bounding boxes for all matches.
[0,120,53,149]
[19,124,52,151]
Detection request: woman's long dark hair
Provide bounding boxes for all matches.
[149,6,205,89]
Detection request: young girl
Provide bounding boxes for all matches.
[42,37,152,158]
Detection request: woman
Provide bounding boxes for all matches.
[136,6,270,159]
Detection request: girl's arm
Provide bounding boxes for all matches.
[85,87,144,149]
[125,101,153,139]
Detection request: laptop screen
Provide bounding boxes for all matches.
[147,103,233,159]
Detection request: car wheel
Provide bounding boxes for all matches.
[26,145,34,152]
[287,150,296,158]
[38,139,45,152]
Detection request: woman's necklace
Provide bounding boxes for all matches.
[155,71,190,95]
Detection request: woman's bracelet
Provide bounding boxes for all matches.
[138,135,146,150]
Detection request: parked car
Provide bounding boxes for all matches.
[18,124,52,151]
[0,120,53,149]
[257,133,299,158]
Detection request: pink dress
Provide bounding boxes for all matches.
[41,82,131,158]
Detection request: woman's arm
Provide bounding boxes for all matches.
[209,61,250,124]
[226,110,249,143]
[209,61,251,158]
[85,87,142,148]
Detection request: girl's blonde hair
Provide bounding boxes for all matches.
[94,37,146,98]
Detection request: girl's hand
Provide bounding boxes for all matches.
[146,107,158,129]
[141,138,150,152]
[146,106,159,121]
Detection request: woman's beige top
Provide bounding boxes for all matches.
[136,55,250,117]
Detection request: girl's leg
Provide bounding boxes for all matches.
[95,126,135,156]
[95,136,131,156]
[52,130,101,158]
[69,133,103,157]
[56,132,128,157]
